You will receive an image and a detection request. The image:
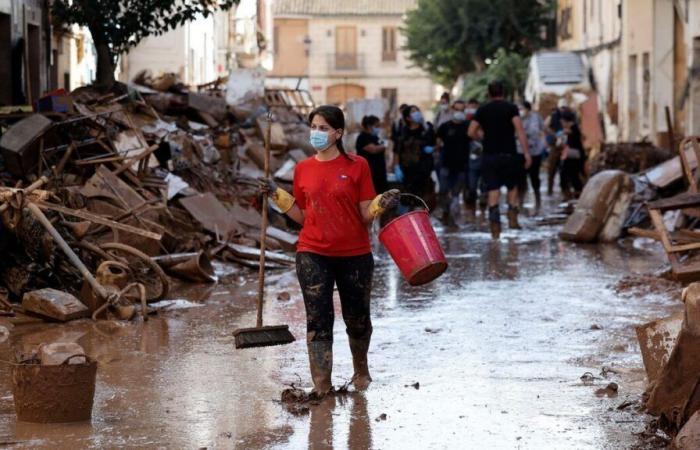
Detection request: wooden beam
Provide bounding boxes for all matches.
[35,201,162,241]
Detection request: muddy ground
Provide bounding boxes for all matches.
[0,202,683,449]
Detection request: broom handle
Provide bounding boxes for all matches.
[257,114,272,328]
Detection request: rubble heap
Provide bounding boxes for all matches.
[0,71,315,321]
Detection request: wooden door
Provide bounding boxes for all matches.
[335,26,357,69]
[327,84,366,105]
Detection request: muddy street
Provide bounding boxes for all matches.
[0,210,679,450]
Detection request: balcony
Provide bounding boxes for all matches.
[327,53,365,75]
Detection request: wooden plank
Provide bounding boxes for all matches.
[629,227,660,240]
[113,144,159,176]
[647,192,700,211]
[35,201,162,241]
[649,209,675,253]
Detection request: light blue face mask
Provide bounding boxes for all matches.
[309,130,331,151]
[372,127,382,137]
[410,111,423,123]
[452,111,466,122]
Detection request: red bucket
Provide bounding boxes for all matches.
[379,196,447,286]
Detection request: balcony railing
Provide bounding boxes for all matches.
[327,53,365,74]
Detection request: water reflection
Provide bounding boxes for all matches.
[305,392,371,450]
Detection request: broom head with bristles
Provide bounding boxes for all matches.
[233,325,296,349]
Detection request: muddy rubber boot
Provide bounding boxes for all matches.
[349,337,372,390]
[488,206,501,239]
[308,341,333,397]
[507,205,522,230]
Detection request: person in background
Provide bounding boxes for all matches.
[518,101,546,213]
[434,92,452,129]
[559,110,585,200]
[546,99,568,196]
[468,81,531,239]
[259,105,400,396]
[436,100,470,226]
[464,98,486,216]
[356,115,388,194]
[395,105,437,208]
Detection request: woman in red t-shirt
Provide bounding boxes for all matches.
[260,105,399,396]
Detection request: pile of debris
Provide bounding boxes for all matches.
[560,138,697,253]
[588,142,673,176]
[0,69,315,323]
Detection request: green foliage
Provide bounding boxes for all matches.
[402,0,555,86]
[461,49,530,102]
[52,0,238,63]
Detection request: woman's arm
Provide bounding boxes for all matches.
[285,204,305,225]
[359,200,374,224]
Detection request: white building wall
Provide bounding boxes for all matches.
[120,14,216,86]
[306,16,434,109]
[56,26,96,91]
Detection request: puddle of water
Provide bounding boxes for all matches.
[0,204,681,449]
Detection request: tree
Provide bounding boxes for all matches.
[402,0,555,87]
[462,49,529,102]
[52,0,239,87]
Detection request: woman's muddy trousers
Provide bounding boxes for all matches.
[296,252,374,343]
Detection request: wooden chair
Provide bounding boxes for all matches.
[648,137,700,280]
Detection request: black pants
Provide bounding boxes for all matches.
[296,252,374,343]
[518,154,543,197]
[561,158,583,193]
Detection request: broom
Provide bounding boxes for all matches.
[233,113,296,349]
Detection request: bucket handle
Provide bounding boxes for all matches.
[399,193,430,212]
[61,354,90,365]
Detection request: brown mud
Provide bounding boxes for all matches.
[0,199,684,449]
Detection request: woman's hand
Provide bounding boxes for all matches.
[561,146,569,161]
[364,189,401,223]
[258,177,278,196]
[379,189,401,210]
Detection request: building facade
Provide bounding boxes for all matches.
[120,0,273,86]
[0,0,96,106]
[269,0,436,111]
[558,0,700,147]
[0,0,50,105]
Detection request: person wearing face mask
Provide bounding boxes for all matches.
[356,115,388,194]
[434,92,452,129]
[436,100,470,226]
[258,105,400,397]
[394,105,437,208]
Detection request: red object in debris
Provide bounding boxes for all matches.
[379,210,447,286]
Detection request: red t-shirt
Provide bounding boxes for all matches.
[293,153,377,256]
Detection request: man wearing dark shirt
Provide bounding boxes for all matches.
[436,100,470,225]
[468,81,531,239]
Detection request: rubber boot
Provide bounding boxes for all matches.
[308,341,333,396]
[488,206,501,239]
[534,191,542,215]
[507,205,522,230]
[349,337,372,390]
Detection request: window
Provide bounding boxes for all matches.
[382,27,397,62]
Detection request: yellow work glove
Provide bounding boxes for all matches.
[258,178,295,214]
[271,187,295,213]
[368,189,401,218]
